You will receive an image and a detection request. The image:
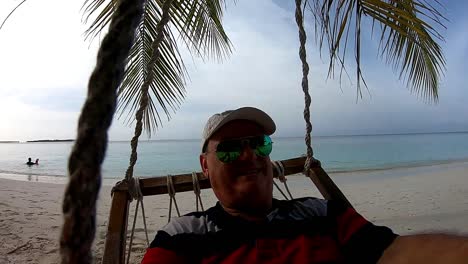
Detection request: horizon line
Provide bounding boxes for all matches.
[3,130,468,143]
[141,130,468,141]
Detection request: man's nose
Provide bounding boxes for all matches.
[238,145,257,161]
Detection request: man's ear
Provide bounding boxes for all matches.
[199,154,209,178]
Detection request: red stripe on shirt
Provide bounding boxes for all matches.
[336,207,368,244]
[141,247,187,264]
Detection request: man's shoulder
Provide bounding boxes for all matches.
[160,197,334,236]
[270,197,329,220]
[286,196,328,212]
[160,207,220,236]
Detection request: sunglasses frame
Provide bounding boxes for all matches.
[205,135,273,163]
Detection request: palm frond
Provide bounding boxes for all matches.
[83,0,232,59]
[309,0,446,102]
[0,0,28,31]
[82,0,232,135]
[171,0,232,60]
[117,0,187,136]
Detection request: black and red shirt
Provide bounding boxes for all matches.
[142,197,397,263]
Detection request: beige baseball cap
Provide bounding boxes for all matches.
[201,107,276,152]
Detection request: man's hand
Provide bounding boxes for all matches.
[378,234,468,263]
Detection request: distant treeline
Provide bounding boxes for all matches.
[0,141,20,143]
[27,139,75,143]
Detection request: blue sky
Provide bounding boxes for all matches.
[0,0,467,141]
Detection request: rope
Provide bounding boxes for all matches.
[126,200,140,264]
[125,0,174,183]
[294,0,314,175]
[125,178,149,264]
[273,180,289,200]
[273,161,294,200]
[273,161,286,182]
[167,175,180,223]
[140,199,150,245]
[60,0,143,263]
[123,1,173,260]
[192,172,205,211]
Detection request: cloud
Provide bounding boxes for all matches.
[0,96,79,141]
[0,1,97,93]
[0,0,467,141]
[0,0,96,140]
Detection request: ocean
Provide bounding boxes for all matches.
[1,132,468,181]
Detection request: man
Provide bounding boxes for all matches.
[26,157,38,166]
[142,107,468,263]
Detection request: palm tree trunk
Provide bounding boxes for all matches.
[59,0,144,263]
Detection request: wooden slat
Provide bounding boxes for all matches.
[112,157,308,196]
[102,191,129,264]
[308,166,353,208]
[110,157,351,208]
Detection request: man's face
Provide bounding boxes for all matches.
[200,120,273,214]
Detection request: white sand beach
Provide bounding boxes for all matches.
[1,162,468,263]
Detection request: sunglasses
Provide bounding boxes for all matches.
[208,135,273,163]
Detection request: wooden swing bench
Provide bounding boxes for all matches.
[103,156,352,264]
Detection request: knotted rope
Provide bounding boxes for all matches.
[126,177,149,264]
[273,161,293,200]
[167,175,180,222]
[60,0,143,263]
[192,172,205,211]
[294,0,315,176]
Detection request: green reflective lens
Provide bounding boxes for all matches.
[215,135,273,163]
[216,151,240,163]
[255,135,273,157]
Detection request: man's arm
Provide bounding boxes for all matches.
[378,234,468,264]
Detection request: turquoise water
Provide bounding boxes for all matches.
[1,132,468,179]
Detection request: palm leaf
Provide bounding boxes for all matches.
[309,0,446,102]
[82,0,232,135]
[0,0,28,31]
[117,1,187,135]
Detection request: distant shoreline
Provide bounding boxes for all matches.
[0,139,75,143]
[27,139,74,143]
[1,130,468,143]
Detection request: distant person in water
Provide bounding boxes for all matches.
[26,157,38,166]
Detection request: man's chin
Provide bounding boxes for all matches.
[233,196,273,216]
[236,186,272,204]
[235,173,272,194]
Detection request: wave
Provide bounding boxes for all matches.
[0,169,65,178]
[2,157,468,180]
[325,158,468,174]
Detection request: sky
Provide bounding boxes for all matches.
[0,0,467,141]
